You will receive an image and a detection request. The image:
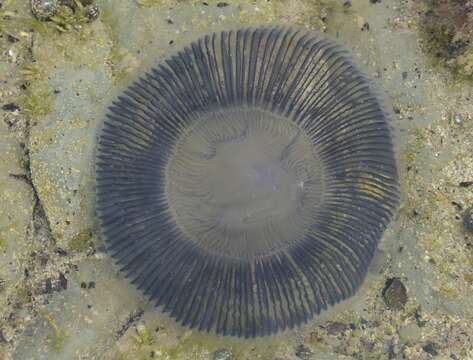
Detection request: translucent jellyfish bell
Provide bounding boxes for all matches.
[96,27,399,338]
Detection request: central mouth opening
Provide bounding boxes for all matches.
[165,107,325,258]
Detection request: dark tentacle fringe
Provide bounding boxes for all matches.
[96,26,399,338]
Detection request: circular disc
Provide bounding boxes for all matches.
[96,27,399,338]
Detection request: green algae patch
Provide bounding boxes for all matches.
[100,8,140,85]
[454,46,473,78]
[48,1,94,33]
[417,0,473,82]
[109,320,283,360]
[105,43,140,85]
[40,310,66,352]
[14,285,32,307]
[0,238,6,253]
[68,228,93,252]
[21,85,55,118]
[0,0,26,35]
[136,0,177,7]
[115,327,214,360]
[18,64,54,122]
[400,126,429,168]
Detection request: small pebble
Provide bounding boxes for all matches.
[414,308,427,327]
[0,329,7,343]
[423,342,438,356]
[84,4,100,22]
[31,0,59,20]
[386,342,396,359]
[7,34,19,43]
[39,273,67,294]
[55,247,68,256]
[295,344,312,360]
[453,113,464,125]
[2,103,20,112]
[59,273,67,290]
[463,206,473,233]
[212,348,234,360]
[343,1,352,8]
[382,277,407,309]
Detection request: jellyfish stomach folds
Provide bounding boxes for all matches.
[165,107,325,258]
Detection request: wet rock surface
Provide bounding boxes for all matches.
[1,0,473,359]
[417,0,473,80]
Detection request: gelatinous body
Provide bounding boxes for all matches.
[96,27,399,338]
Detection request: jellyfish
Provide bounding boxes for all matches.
[95,26,399,338]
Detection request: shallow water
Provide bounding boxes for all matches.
[0,0,472,359]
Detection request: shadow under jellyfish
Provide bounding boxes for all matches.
[96,27,399,338]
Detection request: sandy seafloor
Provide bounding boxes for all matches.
[0,0,472,359]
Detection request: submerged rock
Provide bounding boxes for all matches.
[324,321,353,335]
[423,342,439,356]
[31,0,59,20]
[295,344,312,360]
[382,278,408,310]
[212,349,234,360]
[84,4,99,21]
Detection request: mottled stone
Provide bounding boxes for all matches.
[213,348,234,360]
[84,4,100,22]
[422,342,438,356]
[31,0,59,20]
[324,321,352,335]
[295,344,312,360]
[382,278,408,310]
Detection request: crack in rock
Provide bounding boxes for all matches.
[114,309,145,340]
